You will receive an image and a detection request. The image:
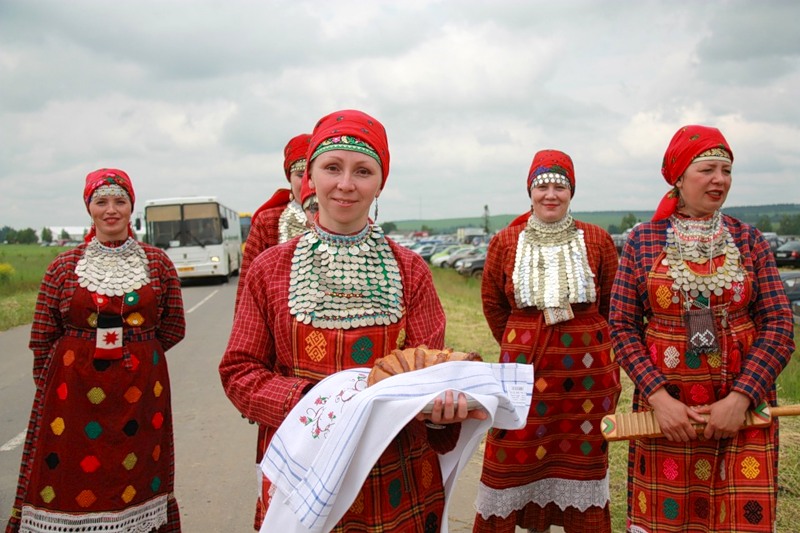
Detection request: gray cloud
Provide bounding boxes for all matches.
[1,0,798,231]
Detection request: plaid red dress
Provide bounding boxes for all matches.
[8,242,185,533]
[610,215,794,532]
[235,203,285,310]
[220,235,458,532]
[474,220,621,533]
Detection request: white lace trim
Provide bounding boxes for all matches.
[19,494,168,533]
[475,473,610,519]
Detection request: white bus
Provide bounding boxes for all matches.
[142,196,242,281]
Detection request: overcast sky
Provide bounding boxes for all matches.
[2,0,799,231]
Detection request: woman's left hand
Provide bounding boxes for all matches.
[694,391,751,440]
[416,390,489,425]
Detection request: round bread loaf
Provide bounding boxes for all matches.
[367,345,482,386]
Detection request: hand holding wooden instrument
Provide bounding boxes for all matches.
[601,402,800,441]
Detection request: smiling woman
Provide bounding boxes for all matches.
[220,109,488,533]
[7,168,186,532]
[474,149,621,533]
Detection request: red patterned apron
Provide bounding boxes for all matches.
[258,317,449,533]
[12,285,178,532]
[626,252,777,532]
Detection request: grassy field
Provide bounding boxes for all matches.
[0,244,69,331]
[431,266,800,531]
[2,244,799,529]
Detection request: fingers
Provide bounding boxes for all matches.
[422,391,487,424]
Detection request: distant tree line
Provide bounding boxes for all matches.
[606,213,800,236]
[1,226,73,244]
[755,214,800,235]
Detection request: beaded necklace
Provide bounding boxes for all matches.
[664,211,744,308]
[278,201,308,243]
[288,223,404,329]
[76,237,150,296]
[512,213,596,311]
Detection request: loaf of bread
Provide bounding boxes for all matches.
[367,345,482,386]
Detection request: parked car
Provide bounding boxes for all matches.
[456,255,486,279]
[775,241,800,268]
[441,246,476,268]
[452,246,487,269]
[781,271,800,325]
[409,242,449,263]
[430,245,472,267]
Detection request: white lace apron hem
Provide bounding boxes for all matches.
[475,473,610,519]
[20,493,169,533]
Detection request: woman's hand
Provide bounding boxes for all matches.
[416,390,488,425]
[693,391,750,440]
[648,388,707,442]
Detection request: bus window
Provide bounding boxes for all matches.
[143,197,242,280]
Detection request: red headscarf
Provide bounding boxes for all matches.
[82,168,136,242]
[306,109,390,189]
[283,133,311,180]
[527,149,576,197]
[251,133,312,223]
[652,125,734,221]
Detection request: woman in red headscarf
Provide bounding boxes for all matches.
[7,169,185,532]
[235,132,312,310]
[609,125,794,532]
[233,132,313,528]
[220,110,485,532]
[474,150,621,533]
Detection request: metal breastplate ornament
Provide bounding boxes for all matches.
[512,214,596,310]
[75,237,150,296]
[664,211,744,305]
[278,201,308,243]
[288,223,404,329]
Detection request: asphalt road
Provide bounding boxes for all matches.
[0,278,543,532]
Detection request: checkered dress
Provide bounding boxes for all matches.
[8,243,185,533]
[609,215,794,532]
[220,237,456,533]
[235,203,284,311]
[474,220,621,533]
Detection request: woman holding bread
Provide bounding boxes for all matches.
[474,150,621,533]
[219,109,483,532]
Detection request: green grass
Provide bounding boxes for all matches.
[0,244,67,331]
[430,265,800,531]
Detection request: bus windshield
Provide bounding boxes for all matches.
[146,202,224,249]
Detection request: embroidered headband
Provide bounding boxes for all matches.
[91,184,131,202]
[310,135,381,166]
[691,147,732,164]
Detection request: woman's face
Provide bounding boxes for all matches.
[530,182,571,223]
[676,160,732,218]
[289,168,304,202]
[309,150,382,234]
[88,194,132,241]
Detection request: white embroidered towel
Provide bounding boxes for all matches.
[260,361,533,533]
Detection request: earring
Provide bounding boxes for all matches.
[373,197,379,223]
